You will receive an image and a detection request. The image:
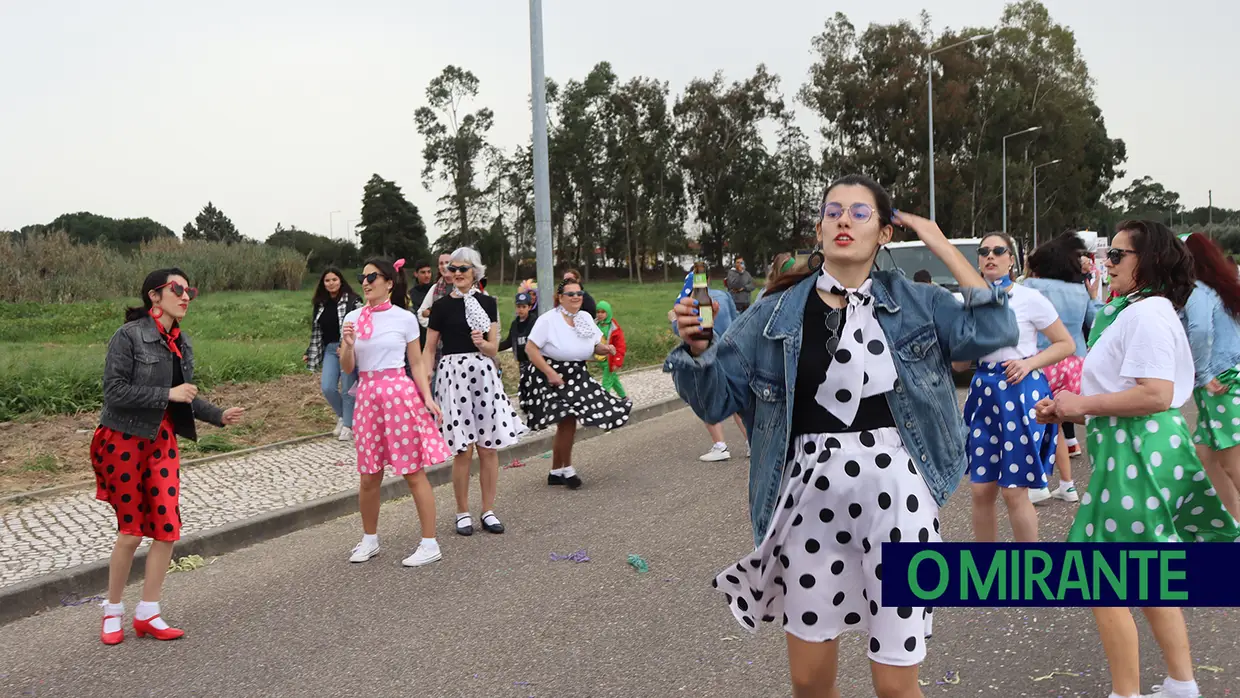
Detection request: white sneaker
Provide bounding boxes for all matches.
[348,538,380,563]
[333,418,343,437]
[700,444,730,462]
[1029,487,1052,504]
[338,427,353,442]
[745,445,751,458]
[402,543,442,567]
[1051,485,1080,502]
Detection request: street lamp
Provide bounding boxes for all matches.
[329,210,342,238]
[927,31,993,222]
[1002,126,1041,234]
[1031,159,1061,248]
[529,0,554,315]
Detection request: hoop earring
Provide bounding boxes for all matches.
[807,244,824,273]
[150,307,164,319]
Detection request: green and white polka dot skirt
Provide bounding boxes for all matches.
[1192,366,1240,451]
[1068,409,1240,543]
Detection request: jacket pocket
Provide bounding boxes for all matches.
[133,353,162,383]
[749,372,785,433]
[892,326,945,390]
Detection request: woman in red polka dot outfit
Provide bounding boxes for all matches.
[93,268,245,645]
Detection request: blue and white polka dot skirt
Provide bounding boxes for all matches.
[964,362,1058,488]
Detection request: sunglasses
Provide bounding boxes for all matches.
[154,281,198,300]
[560,291,584,298]
[825,307,844,356]
[357,272,386,285]
[821,202,875,223]
[977,246,1009,258]
[447,264,474,274]
[1106,248,1136,265]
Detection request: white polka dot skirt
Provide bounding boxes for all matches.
[352,369,452,475]
[519,360,631,432]
[434,353,528,454]
[713,428,938,667]
[964,362,1057,488]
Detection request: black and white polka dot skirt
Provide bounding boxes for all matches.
[434,353,528,454]
[519,359,631,432]
[713,428,939,667]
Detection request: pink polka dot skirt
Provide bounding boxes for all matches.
[1043,354,1083,395]
[353,369,451,475]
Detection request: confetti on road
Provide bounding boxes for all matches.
[549,549,590,563]
[59,593,105,607]
[167,555,209,573]
[1197,665,1224,673]
[1031,670,1081,681]
[627,554,649,573]
[503,458,527,469]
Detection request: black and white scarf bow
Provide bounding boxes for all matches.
[813,270,898,425]
[452,287,492,333]
[558,306,597,339]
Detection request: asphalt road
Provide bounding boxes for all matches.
[1,402,1237,698]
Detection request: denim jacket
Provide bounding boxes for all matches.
[1181,281,1240,388]
[99,316,224,441]
[664,270,1018,546]
[1021,278,1095,357]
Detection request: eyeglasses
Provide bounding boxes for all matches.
[1106,248,1136,265]
[821,202,875,223]
[357,272,386,285]
[560,291,584,298]
[447,265,473,274]
[977,246,1009,258]
[153,281,198,300]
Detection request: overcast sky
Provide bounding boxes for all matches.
[1,0,1233,244]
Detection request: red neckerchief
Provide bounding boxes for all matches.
[150,309,182,359]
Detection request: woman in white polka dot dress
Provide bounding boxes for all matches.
[959,232,1075,543]
[668,175,1019,697]
[1036,221,1239,698]
[425,247,528,537]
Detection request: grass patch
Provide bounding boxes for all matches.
[1,279,713,421]
[21,454,62,473]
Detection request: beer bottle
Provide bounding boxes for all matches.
[692,261,714,331]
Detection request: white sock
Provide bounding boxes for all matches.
[1066,437,1079,447]
[481,510,500,524]
[550,467,564,476]
[456,512,473,527]
[102,602,124,634]
[420,537,439,552]
[362,533,379,547]
[714,442,727,451]
[1108,693,1133,698]
[1159,677,1199,698]
[562,466,577,478]
[135,600,169,630]
[1060,480,1074,490]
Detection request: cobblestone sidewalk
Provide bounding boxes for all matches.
[0,367,679,589]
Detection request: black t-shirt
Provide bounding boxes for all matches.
[428,294,499,356]
[791,291,896,436]
[168,347,195,438]
[317,302,341,346]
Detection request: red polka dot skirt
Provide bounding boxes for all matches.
[91,415,183,541]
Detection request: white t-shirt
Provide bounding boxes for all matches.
[979,283,1060,363]
[343,305,419,372]
[528,310,602,362]
[1081,297,1194,408]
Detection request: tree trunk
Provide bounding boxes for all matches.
[625,199,634,281]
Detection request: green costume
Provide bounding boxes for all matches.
[595,300,626,398]
[1192,365,1240,450]
[1068,292,1240,543]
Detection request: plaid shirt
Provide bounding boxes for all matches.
[305,293,360,370]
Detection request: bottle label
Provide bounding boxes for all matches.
[699,304,713,328]
[693,273,708,287]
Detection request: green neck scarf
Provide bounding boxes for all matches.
[1087,289,1152,350]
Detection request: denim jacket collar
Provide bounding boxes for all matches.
[764,270,900,341]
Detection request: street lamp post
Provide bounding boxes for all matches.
[1031,159,1061,248]
[329,210,342,239]
[1002,126,1040,234]
[529,0,554,316]
[927,32,992,222]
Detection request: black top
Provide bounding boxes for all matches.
[428,294,499,356]
[168,350,195,439]
[580,290,597,319]
[791,291,896,436]
[317,302,341,346]
[409,282,433,314]
[499,312,538,365]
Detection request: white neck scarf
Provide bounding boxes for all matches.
[452,287,491,332]
[813,270,898,425]
[558,306,596,339]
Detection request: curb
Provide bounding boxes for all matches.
[0,364,671,507]
[0,394,687,627]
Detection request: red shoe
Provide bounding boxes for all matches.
[133,615,184,641]
[100,615,124,645]
[1067,443,1082,457]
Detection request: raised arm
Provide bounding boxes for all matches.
[663,296,754,425]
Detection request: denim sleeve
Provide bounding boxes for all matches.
[663,332,753,426]
[192,396,225,427]
[102,330,171,410]
[933,285,1018,361]
[1183,294,1214,383]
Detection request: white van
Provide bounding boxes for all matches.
[875,237,1025,303]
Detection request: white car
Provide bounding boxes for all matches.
[876,237,1025,303]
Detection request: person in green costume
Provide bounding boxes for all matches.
[593,300,627,398]
[1036,220,1239,698]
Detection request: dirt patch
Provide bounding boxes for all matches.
[0,373,337,497]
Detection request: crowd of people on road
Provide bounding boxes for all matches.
[84,170,1240,698]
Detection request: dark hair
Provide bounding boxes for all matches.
[912,269,933,283]
[1185,233,1240,318]
[414,260,432,272]
[1117,220,1195,309]
[311,267,356,309]
[767,174,894,295]
[1026,231,1088,283]
[563,268,583,283]
[125,268,190,323]
[361,258,410,310]
[554,278,583,307]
